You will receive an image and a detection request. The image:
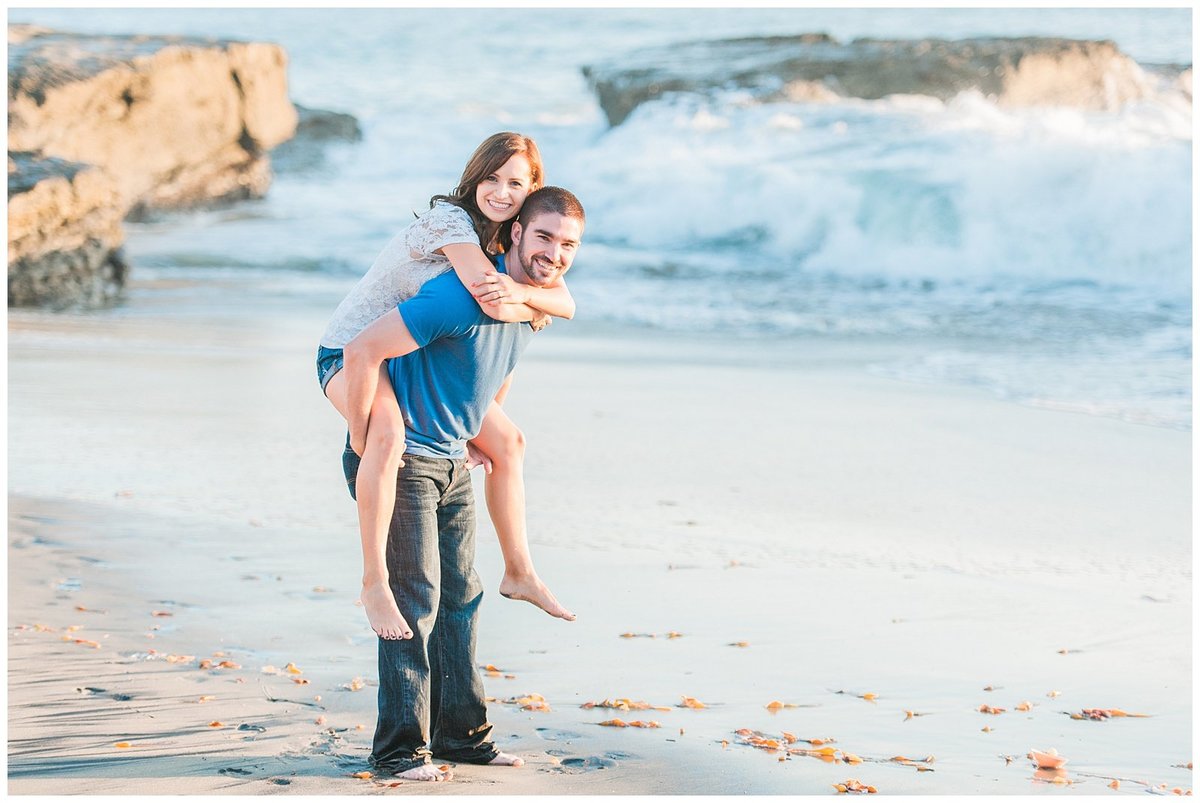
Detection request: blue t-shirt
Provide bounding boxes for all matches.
[388,256,533,459]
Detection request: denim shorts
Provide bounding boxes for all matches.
[316,345,344,395]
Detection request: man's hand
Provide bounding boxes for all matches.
[529,312,553,333]
[472,270,530,306]
[465,440,493,474]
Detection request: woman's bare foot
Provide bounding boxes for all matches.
[499,572,575,621]
[395,764,451,781]
[360,580,412,640]
[489,752,525,767]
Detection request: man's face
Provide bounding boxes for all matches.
[509,212,583,287]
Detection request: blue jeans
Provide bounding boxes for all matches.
[368,455,498,774]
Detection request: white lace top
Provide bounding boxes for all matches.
[319,201,480,348]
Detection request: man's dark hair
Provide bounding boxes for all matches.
[517,186,585,228]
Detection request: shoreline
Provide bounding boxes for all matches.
[7,301,1193,795]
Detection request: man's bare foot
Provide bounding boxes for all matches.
[499,573,575,621]
[395,764,451,781]
[488,752,524,767]
[360,580,413,640]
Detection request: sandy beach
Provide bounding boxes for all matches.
[7,283,1193,796]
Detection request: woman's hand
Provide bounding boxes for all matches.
[472,270,530,306]
[529,312,553,332]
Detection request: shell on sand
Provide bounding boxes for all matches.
[1029,748,1069,769]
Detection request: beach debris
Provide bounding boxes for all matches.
[597,719,660,728]
[619,631,684,639]
[218,767,252,776]
[1029,748,1068,769]
[1057,648,1082,654]
[1047,690,1062,698]
[356,724,365,730]
[74,605,106,613]
[581,698,670,712]
[981,726,992,733]
[114,741,133,748]
[978,705,1005,715]
[150,610,173,617]
[165,654,194,664]
[619,632,655,639]
[351,771,373,779]
[729,641,750,648]
[218,660,241,669]
[1015,701,1033,712]
[833,779,876,794]
[1068,708,1150,720]
[501,692,551,712]
[64,636,101,648]
[292,678,310,685]
[198,696,215,703]
[237,724,266,733]
[315,716,327,725]
[983,685,1000,692]
[678,696,707,709]
[312,586,333,593]
[208,721,224,728]
[835,690,878,701]
[903,710,927,720]
[285,662,303,674]
[33,623,57,632]
[765,700,804,712]
[666,631,683,639]
[890,756,936,772]
[342,677,366,692]
[1109,780,1120,790]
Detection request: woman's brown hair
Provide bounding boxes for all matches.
[430,132,544,254]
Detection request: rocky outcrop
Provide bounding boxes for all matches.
[584,35,1164,126]
[8,24,299,307]
[9,25,297,213]
[270,104,363,174]
[8,152,128,308]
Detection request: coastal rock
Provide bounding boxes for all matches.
[583,35,1159,126]
[8,151,128,309]
[8,25,298,211]
[270,104,363,174]
[8,24,299,307]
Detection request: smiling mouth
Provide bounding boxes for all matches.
[486,199,512,212]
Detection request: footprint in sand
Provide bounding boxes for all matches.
[536,727,582,742]
[560,756,618,772]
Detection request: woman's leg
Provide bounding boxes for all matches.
[325,364,413,639]
[471,403,574,621]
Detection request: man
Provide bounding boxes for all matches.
[345,187,585,781]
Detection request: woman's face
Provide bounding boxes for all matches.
[475,153,534,224]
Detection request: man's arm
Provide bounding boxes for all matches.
[343,309,420,456]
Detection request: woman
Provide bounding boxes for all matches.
[316,132,575,640]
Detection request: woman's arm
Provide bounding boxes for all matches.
[440,242,575,322]
[476,271,575,320]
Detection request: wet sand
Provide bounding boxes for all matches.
[6,291,1193,795]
